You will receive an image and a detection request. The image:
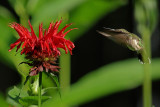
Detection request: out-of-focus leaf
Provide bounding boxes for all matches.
[0,6,30,77]
[8,0,28,14]
[0,6,15,46]
[31,0,87,27]
[68,0,127,41]
[0,9,31,77]
[19,96,51,106]
[0,6,14,19]
[8,0,28,8]
[0,93,9,107]
[26,0,42,14]
[42,58,160,107]
[8,0,29,26]
[31,0,127,41]
[0,6,16,68]
[134,0,158,34]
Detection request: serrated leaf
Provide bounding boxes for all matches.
[19,96,51,106]
[7,86,28,106]
[8,86,29,100]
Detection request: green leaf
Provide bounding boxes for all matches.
[134,0,158,33]
[7,97,22,107]
[8,86,29,99]
[0,5,15,19]
[8,0,28,15]
[0,6,15,68]
[8,86,51,106]
[50,74,61,97]
[30,0,127,41]
[0,6,30,79]
[42,87,58,95]
[44,72,60,88]
[0,93,9,107]
[42,58,160,107]
[44,72,61,97]
[24,76,30,85]
[26,0,39,13]
[31,0,87,27]
[50,74,60,88]
[68,0,127,41]
[19,96,51,106]
[7,86,29,107]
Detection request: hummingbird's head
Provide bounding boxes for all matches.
[130,37,143,52]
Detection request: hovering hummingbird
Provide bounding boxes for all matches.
[97,28,150,64]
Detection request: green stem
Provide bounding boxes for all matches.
[143,63,151,107]
[142,30,152,107]
[60,52,71,92]
[38,72,42,107]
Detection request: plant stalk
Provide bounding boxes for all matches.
[143,63,151,107]
[60,52,71,92]
[38,72,42,107]
[142,30,152,107]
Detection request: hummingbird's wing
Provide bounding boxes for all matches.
[97,28,131,47]
[102,28,130,34]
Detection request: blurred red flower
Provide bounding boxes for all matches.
[9,20,76,76]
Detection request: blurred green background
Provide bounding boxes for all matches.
[0,0,160,107]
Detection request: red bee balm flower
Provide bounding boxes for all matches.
[9,20,76,76]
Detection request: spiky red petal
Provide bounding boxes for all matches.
[9,20,76,57]
[9,20,76,76]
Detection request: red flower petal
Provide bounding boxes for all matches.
[9,19,76,59]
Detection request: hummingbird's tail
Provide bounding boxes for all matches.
[137,53,144,64]
[137,51,151,64]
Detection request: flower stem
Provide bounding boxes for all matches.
[142,30,152,107]
[143,63,151,107]
[38,72,42,107]
[60,52,71,92]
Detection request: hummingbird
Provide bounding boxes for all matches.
[97,28,150,64]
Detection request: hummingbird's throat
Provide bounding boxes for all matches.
[132,39,142,50]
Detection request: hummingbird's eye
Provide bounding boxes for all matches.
[138,40,143,47]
